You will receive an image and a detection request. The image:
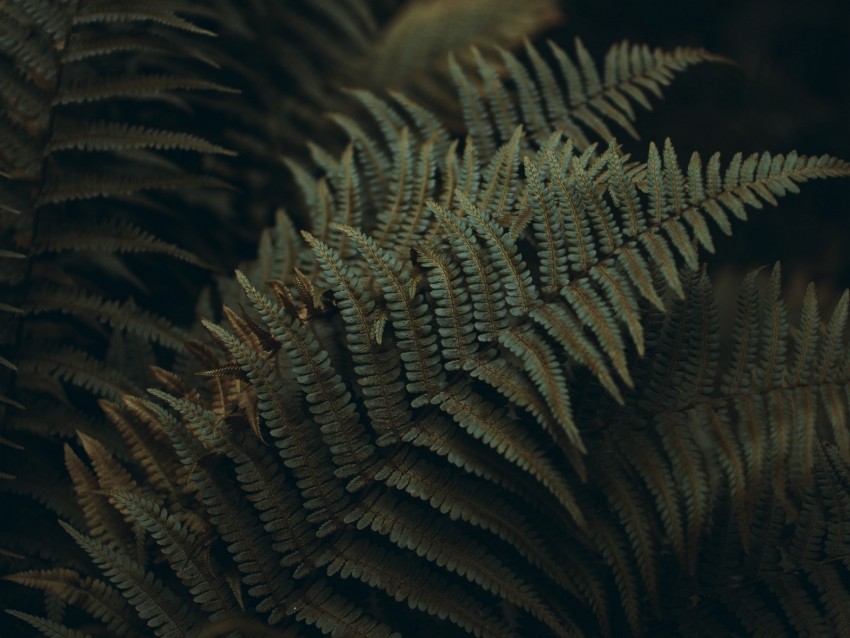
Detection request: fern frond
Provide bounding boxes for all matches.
[48,122,235,156]
[55,74,238,105]
[305,232,411,444]
[142,396,298,583]
[8,4,850,635]
[414,242,478,371]
[64,445,130,548]
[62,31,219,66]
[453,38,727,150]
[98,401,182,498]
[326,535,513,638]
[4,569,138,636]
[36,173,230,205]
[60,522,199,637]
[235,271,377,484]
[33,218,208,266]
[19,346,141,401]
[108,491,237,619]
[27,285,189,351]
[4,610,92,638]
[72,3,216,36]
[352,491,576,638]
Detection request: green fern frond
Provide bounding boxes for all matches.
[27,285,189,350]
[4,610,93,638]
[60,521,200,637]
[33,218,209,266]
[4,568,138,636]
[108,490,238,619]
[18,346,141,401]
[661,445,850,637]
[48,122,235,156]
[72,2,217,36]
[35,173,230,205]
[451,38,727,151]
[5,2,850,636]
[54,74,238,106]
[62,31,220,66]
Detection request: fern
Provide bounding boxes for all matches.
[22,101,850,637]
[0,1,233,627]
[4,3,850,638]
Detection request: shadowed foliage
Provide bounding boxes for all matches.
[2,1,850,637]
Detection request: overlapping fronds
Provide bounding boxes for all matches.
[21,107,849,635]
[4,3,850,637]
[569,263,850,631]
[201,0,561,232]
[282,38,727,264]
[0,0,231,626]
[449,38,729,155]
[655,443,850,637]
[0,0,229,427]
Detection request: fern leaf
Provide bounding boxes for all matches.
[389,89,454,157]
[327,113,389,207]
[235,270,376,482]
[76,431,139,497]
[499,324,583,454]
[36,173,230,205]
[306,232,411,444]
[98,401,182,498]
[457,186,537,315]
[48,122,235,155]
[562,281,632,386]
[375,125,414,246]
[720,269,762,394]
[282,579,397,638]
[73,3,216,36]
[657,413,712,573]
[141,397,300,623]
[20,346,141,400]
[530,301,623,402]
[63,32,219,66]
[415,243,479,372]
[325,536,513,638]
[456,38,727,149]
[805,564,850,636]
[598,457,659,607]
[351,491,575,638]
[60,522,198,637]
[525,155,569,296]
[108,491,236,619]
[4,569,137,636]
[476,125,524,225]
[34,218,208,267]
[64,445,130,547]
[591,515,643,635]
[4,610,92,638]
[27,285,188,350]
[449,52,496,158]
[55,75,237,105]
[191,321,346,525]
[337,225,445,408]
[428,200,508,341]
[436,382,585,527]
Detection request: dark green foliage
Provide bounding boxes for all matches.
[3,2,850,637]
[0,3,237,610]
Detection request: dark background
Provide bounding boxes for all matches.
[558,0,850,305]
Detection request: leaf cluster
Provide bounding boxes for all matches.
[3,2,850,637]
